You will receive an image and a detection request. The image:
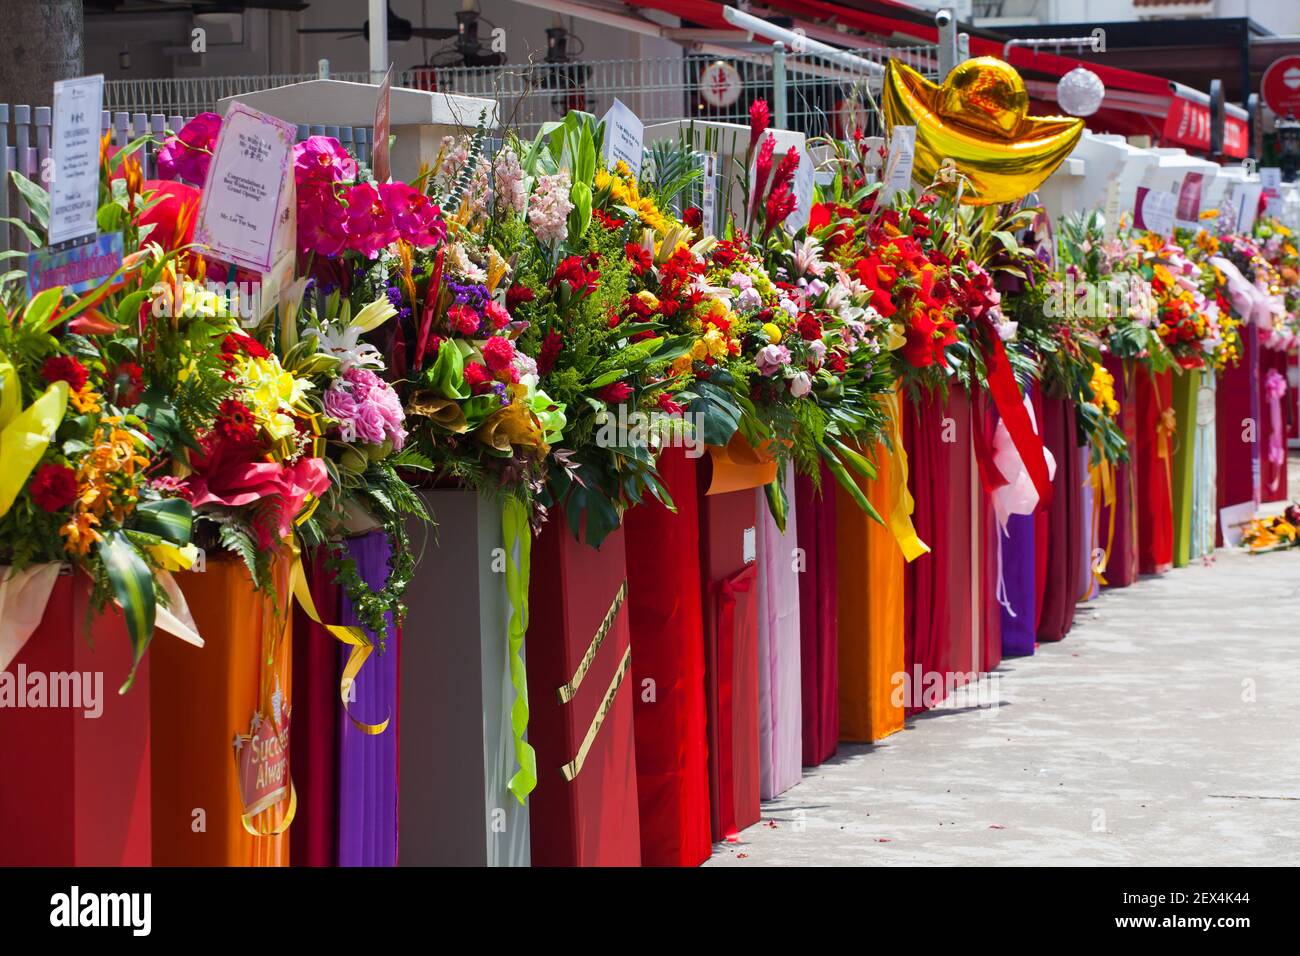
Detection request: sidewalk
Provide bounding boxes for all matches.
[706,456,1300,866]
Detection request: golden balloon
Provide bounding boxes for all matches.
[882,57,1084,206]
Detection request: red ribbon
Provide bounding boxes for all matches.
[977,319,1053,508]
[412,246,445,373]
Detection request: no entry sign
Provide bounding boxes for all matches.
[1262,55,1300,117]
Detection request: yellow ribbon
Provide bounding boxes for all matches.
[1087,452,1117,590]
[240,782,297,837]
[288,544,390,736]
[885,388,930,562]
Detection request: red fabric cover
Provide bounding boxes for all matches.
[1031,382,1050,632]
[1038,393,1083,642]
[904,388,974,712]
[526,518,641,866]
[975,393,1003,674]
[699,482,761,841]
[1260,345,1290,502]
[289,551,341,867]
[0,574,151,865]
[795,466,838,767]
[1102,357,1141,589]
[1136,366,1175,575]
[624,447,712,867]
[1216,332,1259,545]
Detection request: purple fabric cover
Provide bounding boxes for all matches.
[999,512,1038,657]
[337,530,400,867]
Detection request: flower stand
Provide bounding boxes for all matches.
[1190,372,1218,560]
[1101,358,1140,589]
[904,388,975,712]
[1216,330,1259,544]
[1136,366,1175,575]
[334,530,400,866]
[1260,344,1290,502]
[526,516,640,866]
[1171,368,1200,568]
[755,461,802,799]
[397,489,529,867]
[289,553,340,867]
[0,571,152,865]
[150,555,293,866]
[835,434,907,743]
[795,466,838,767]
[1038,393,1084,642]
[699,436,773,840]
[624,446,712,867]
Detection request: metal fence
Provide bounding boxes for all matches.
[0,107,373,255]
[98,42,940,140]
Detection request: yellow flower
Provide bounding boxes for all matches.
[69,387,101,414]
[690,338,709,361]
[636,290,660,310]
[762,322,783,344]
[703,327,728,359]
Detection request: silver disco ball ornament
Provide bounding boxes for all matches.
[1056,67,1105,117]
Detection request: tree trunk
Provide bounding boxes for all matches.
[0,0,84,108]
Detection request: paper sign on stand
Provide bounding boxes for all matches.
[1236,182,1263,233]
[1102,178,1122,240]
[27,232,124,298]
[372,65,394,185]
[701,151,718,238]
[881,125,917,201]
[48,74,105,246]
[1133,177,1176,237]
[192,102,298,319]
[1260,167,1282,217]
[601,98,645,179]
[1174,171,1204,230]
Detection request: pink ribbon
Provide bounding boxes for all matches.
[1265,369,1287,478]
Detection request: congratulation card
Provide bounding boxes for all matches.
[193,102,297,274]
[48,74,104,246]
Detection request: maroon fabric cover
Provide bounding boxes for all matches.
[904,388,974,712]
[624,446,712,867]
[289,551,340,867]
[1136,366,1174,575]
[1038,393,1083,642]
[795,466,838,767]
[527,518,641,866]
[1102,357,1140,589]
[699,477,761,841]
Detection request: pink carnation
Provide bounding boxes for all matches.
[481,335,516,373]
[324,366,406,450]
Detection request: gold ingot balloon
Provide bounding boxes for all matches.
[882,57,1084,206]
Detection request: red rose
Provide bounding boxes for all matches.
[29,462,78,512]
[797,314,823,341]
[595,381,633,404]
[481,335,516,373]
[40,355,89,392]
[221,333,269,359]
[682,206,703,228]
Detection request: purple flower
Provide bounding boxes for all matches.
[156,113,221,186]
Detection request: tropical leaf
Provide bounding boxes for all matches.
[98,532,157,693]
[133,497,194,545]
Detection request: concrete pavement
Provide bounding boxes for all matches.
[706,459,1300,867]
